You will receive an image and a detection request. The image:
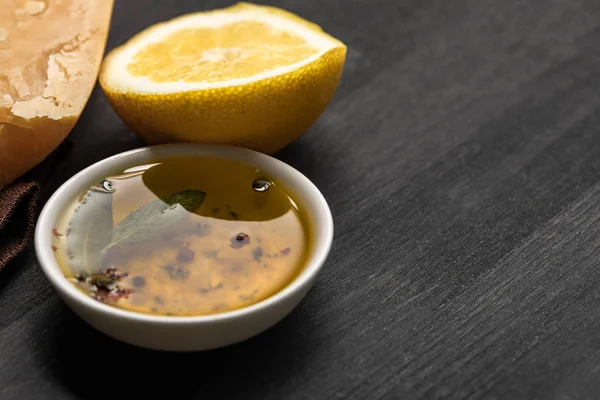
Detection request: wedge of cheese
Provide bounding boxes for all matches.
[0,0,113,187]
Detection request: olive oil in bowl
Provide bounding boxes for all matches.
[52,156,310,316]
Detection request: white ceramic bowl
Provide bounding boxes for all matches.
[35,144,333,351]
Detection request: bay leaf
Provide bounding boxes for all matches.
[67,189,114,275]
[106,189,206,249]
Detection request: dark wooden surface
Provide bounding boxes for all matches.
[3,0,600,398]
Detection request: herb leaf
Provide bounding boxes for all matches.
[67,190,114,274]
[107,190,205,249]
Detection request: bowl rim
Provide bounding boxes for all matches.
[35,143,333,325]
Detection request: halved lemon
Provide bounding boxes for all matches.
[99,2,346,153]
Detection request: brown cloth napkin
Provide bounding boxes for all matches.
[0,182,40,270]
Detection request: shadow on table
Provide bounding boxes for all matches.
[37,302,316,399]
[276,125,333,181]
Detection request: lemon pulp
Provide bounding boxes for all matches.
[128,21,320,83]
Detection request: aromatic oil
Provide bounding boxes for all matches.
[52,156,309,316]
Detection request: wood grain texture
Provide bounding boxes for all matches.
[3,0,600,398]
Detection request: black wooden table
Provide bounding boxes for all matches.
[3,0,600,398]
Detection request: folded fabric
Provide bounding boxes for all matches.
[0,182,40,270]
